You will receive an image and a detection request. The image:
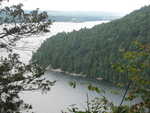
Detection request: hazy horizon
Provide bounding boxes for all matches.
[3,0,150,15]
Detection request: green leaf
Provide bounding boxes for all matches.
[69,81,76,88]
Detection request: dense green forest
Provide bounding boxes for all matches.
[32,6,150,83]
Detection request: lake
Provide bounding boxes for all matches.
[20,70,126,113]
[11,21,135,113]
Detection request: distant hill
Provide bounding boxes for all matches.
[32,5,150,83]
[0,10,121,23]
[46,11,122,22]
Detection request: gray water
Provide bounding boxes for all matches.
[20,70,135,113]
[13,21,135,113]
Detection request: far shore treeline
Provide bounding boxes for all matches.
[32,6,150,83]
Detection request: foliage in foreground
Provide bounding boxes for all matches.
[64,97,146,113]
[0,1,53,113]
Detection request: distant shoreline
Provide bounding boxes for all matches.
[52,20,109,23]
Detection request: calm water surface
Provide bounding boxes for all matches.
[20,70,134,113]
[18,21,135,113]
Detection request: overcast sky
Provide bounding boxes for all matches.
[6,0,150,14]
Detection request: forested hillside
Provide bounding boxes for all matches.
[32,6,150,83]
